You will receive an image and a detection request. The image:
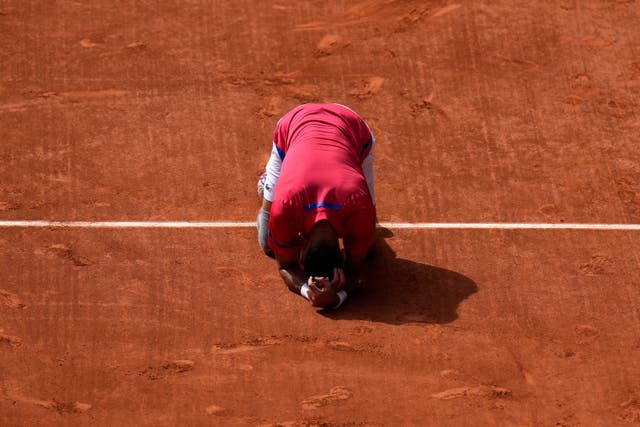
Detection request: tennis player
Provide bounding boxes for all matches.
[257,103,376,309]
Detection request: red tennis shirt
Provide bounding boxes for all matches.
[267,103,376,260]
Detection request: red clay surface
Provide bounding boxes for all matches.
[2,0,640,426]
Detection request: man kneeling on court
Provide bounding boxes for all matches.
[257,103,377,310]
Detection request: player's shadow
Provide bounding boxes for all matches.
[325,228,478,325]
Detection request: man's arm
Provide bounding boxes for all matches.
[269,201,306,295]
[276,252,307,295]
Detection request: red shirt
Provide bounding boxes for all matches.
[268,103,376,260]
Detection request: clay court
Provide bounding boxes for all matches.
[1,0,640,425]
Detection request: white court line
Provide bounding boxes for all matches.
[0,220,639,230]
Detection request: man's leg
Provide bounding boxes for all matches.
[257,173,275,257]
[257,143,282,258]
[362,136,376,205]
[257,207,274,258]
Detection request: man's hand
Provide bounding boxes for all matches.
[306,268,346,308]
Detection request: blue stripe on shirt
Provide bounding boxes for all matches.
[303,202,343,211]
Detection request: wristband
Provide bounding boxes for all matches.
[300,283,310,300]
[332,290,348,309]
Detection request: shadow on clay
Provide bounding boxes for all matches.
[324,227,478,325]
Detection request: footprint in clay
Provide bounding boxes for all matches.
[301,386,353,410]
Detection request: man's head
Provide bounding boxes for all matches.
[303,221,342,280]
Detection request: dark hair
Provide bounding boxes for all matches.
[303,241,343,280]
